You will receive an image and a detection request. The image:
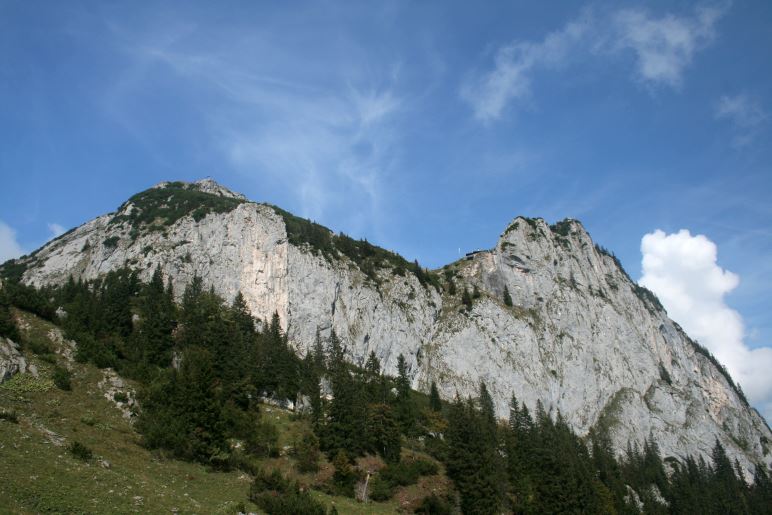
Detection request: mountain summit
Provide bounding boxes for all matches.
[3,179,770,476]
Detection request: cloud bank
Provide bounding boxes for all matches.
[0,221,24,264]
[463,4,728,121]
[640,229,772,422]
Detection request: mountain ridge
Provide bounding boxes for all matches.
[2,178,770,478]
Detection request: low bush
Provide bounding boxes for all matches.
[53,365,72,391]
[368,476,394,501]
[0,409,19,423]
[414,494,452,514]
[248,468,326,515]
[380,458,438,487]
[69,441,93,461]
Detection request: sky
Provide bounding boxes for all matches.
[1,1,771,418]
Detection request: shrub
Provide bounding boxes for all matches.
[0,409,18,423]
[248,468,326,515]
[295,431,320,473]
[245,419,279,457]
[53,365,72,391]
[113,391,129,403]
[380,458,438,487]
[368,476,394,501]
[69,441,93,461]
[27,337,53,355]
[414,494,452,514]
[38,353,57,364]
[331,450,357,497]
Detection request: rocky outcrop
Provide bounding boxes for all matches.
[6,179,771,477]
[0,337,36,383]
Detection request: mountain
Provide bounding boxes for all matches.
[3,178,770,476]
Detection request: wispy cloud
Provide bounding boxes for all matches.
[106,18,405,236]
[47,223,65,239]
[640,229,772,422]
[461,14,591,122]
[463,4,728,121]
[0,221,24,264]
[715,93,768,147]
[611,5,726,88]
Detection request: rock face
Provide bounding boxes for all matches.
[0,337,35,383]
[6,179,771,475]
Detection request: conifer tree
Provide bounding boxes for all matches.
[136,267,175,367]
[0,288,20,342]
[446,396,500,514]
[503,285,513,307]
[323,331,363,455]
[364,351,385,404]
[429,381,442,412]
[394,354,415,435]
[365,403,401,463]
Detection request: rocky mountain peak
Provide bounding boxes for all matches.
[3,181,770,477]
[151,179,247,200]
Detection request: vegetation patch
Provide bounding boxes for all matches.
[0,258,29,283]
[269,205,440,289]
[0,373,54,393]
[110,182,245,232]
[68,441,93,461]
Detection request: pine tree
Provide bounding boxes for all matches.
[394,354,415,435]
[709,438,747,514]
[295,431,321,473]
[429,381,442,412]
[323,331,363,455]
[446,396,500,514]
[365,403,401,463]
[364,351,385,404]
[135,267,175,367]
[503,285,513,307]
[0,288,20,342]
[332,450,356,497]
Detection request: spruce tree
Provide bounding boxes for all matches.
[136,267,175,367]
[503,285,513,307]
[365,403,401,463]
[394,354,415,435]
[429,381,442,412]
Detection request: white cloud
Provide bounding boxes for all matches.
[640,229,772,422]
[612,5,726,88]
[0,221,24,264]
[47,223,65,239]
[463,4,727,121]
[461,15,590,122]
[715,93,768,147]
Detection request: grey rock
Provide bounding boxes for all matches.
[0,337,31,383]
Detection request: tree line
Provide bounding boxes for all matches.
[1,271,770,514]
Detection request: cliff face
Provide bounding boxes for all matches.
[8,179,771,475]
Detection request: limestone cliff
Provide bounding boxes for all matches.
[5,179,770,476]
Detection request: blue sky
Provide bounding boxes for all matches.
[1,1,772,412]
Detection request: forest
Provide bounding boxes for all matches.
[0,270,770,514]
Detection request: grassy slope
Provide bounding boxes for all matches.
[0,311,444,514]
